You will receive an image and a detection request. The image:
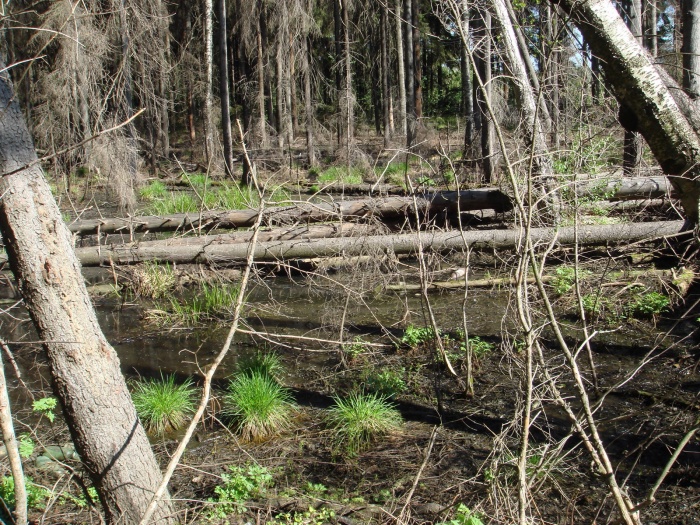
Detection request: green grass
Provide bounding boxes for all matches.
[236,351,285,381]
[374,161,407,178]
[139,180,168,201]
[147,192,199,214]
[153,282,240,326]
[131,374,197,435]
[317,166,364,185]
[326,392,402,456]
[223,372,296,441]
[132,261,176,299]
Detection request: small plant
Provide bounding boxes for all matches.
[18,434,34,459]
[415,175,436,187]
[303,482,328,497]
[626,291,670,317]
[437,503,485,525]
[400,325,435,347]
[131,374,197,435]
[236,351,285,381]
[0,476,50,511]
[270,506,336,525]
[208,463,273,517]
[457,334,494,359]
[32,396,57,423]
[364,368,407,398]
[581,293,607,317]
[59,486,98,509]
[552,266,576,295]
[326,392,402,456]
[223,372,296,441]
[343,337,367,360]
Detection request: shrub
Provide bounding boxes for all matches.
[208,463,273,517]
[326,392,402,456]
[223,372,295,441]
[437,504,485,525]
[364,368,407,398]
[131,374,197,435]
[0,476,50,511]
[626,291,670,317]
[400,325,435,347]
[460,336,494,358]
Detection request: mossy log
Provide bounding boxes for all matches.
[11,220,683,267]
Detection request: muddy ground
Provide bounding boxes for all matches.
[3,248,699,525]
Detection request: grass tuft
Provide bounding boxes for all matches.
[131,374,197,435]
[223,372,295,441]
[236,351,285,381]
[317,166,364,185]
[326,392,402,456]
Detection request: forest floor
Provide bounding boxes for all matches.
[4,151,700,525]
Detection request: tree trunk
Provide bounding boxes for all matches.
[119,0,138,183]
[396,0,407,137]
[257,10,268,148]
[303,33,316,167]
[623,0,644,176]
[62,221,685,267]
[459,0,474,152]
[217,0,234,178]
[644,0,658,57]
[342,0,354,146]
[381,3,391,148]
[62,188,513,236]
[204,0,216,164]
[682,0,700,100]
[412,0,422,125]
[552,0,700,222]
[0,58,175,525]
[404,0,415,147]
[475,10,494,182]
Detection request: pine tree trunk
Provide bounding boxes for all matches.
[682,0,700,100]
[412,0,422,125]
[395,0,407,137]
[404,0,415,147]
[218,0,234,178]
[303,33,316,167]
[475,10,494,182]
[204,0,216,164]
[257,10,268,148]
[381,3,391,147]
[0,56,175,525]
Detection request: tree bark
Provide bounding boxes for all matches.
[381,3,391,148]
[63,188,514,236]
[396,0,407,137]
[218,0,234,178]
[61,221,685,267]
[204,0,216,165]
[303,32,316,167]
[622,0,644,176]
[0,59,174,524]
[476,10,495,182]
[404,0,415,147]
[682,0,700,100]
[552,0,700,222]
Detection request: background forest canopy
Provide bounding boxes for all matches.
[3,0,689,208]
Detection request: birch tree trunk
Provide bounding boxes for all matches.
[0,58,175,524]
[552,0,700,222]
[622,0,644,176]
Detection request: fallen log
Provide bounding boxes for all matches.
[15,220,683,267]
[571,176,675,200]
[64,189,513,236]
[132,222,380,247]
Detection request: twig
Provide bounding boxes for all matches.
[397,426,439,525]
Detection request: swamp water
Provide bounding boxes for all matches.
[1,265,699,524]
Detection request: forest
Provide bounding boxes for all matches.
[0,0,699,524]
